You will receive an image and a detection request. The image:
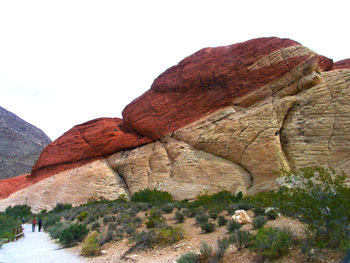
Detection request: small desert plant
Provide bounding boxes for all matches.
[201,222,215,233]
[77,211,88,222]
[199,241,214,261]
[217,215,228,226]
[250,227,294,261]
[81,231,101,257]
[265,208,279,220]
[175,211,185,223]
[209,210,219,220]
[59,223,89,247]
[176,252,199,263]
[253,207,265,216]
[215,237,230,261]
[131,189,173,204]
[229,229,252,250]
[252,215,267,229]
[195,212,209,225]
[91,222,100,231]
[161,204,174,214]
[227,219,242,233]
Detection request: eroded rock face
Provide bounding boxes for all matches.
[1,37,350,210]
[31,118,153,179]
[123,37,319,139]
[108,137,251,200]
[334,59,350,70]
[0,159,128,212]
[281,69,350,175]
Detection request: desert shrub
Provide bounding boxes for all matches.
[276,167,350,248]
[5,204,31,218]
[131,189,173,204]
[183,208,197,218]
[47,221,69,239]
[77,211,88,222]
[199,241,214,261]
[250,227,294,261]
[265,208,279,220]
[209,211,219,220]
[215,237,230,261]
[229,229,252,250]
[253,207,265,216]
[103,215,111,224]
[191,190,243,211]
[43,214,61,229]
[201,222,215,233]
[87,214,96,224]
[124,223,137,236]
[116,194,128,203]
[91,222,100,231]
[195,212,208,225]
[81,231,101,257]
[0,213,21,241]
[217,215,228,226]
[175,211,185,223]
[59,223,89,247]
[52,203,72,213]
[252,215,267,229]
[227,219,242,233]
[99,229,115,245]
[176,252,199,263]
[161,204,174,214]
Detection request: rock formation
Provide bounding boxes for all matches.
[1,37,350,211]
[0,106,51,180]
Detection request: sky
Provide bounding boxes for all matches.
[0,0,349,141]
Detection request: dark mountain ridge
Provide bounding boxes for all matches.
[0,106,51,179]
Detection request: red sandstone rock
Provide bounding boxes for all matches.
[123,37,318,139]
[30,118,153,178]
[334,59,350,69]
[318,55,333,71]
[0,174,30,199]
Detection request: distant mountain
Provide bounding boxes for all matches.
[0,106,51,179]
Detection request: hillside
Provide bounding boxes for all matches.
[0,106,51,179]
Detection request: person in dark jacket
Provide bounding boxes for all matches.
[38,218,42,232]
[32,218,36,232]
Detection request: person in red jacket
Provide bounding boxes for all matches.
[32,218,36,232]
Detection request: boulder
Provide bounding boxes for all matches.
[232,210,252,224]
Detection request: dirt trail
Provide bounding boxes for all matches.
[0,224,86,263]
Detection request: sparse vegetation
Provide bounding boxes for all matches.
[12,170,345,262]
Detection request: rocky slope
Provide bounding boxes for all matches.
[0,106,51,180]
[1,37,350,211]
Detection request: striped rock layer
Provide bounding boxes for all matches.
[1,37,350,211]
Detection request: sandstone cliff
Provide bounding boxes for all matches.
[1,37,349,211]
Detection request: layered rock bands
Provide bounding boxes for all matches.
[1,37,350,212]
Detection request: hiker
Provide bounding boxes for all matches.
[38,218,42,232]
[32,218,36,232]
[21,217,24,223]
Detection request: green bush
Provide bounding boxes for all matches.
[199,241,213,261]
[59,223,89,247]
[250,227,294,261]
[227,219,242,233]
[81,231,101,257]
[209,211,219,220]
[176,252,199,263]
[175,211,185,223]
[217,215,228,226]
[252,215,267,229]
[253,207,265,216]
[5,204,31,218]
[201,222,215,233]
[43,214,61,230]
[77,211,88,222]
[161,204,174,214]
[131,189,173,204]
[52,203,72,213]
[229,229,252,250]
[215,237,230,261]
[0,213,21,241]
[265,208,279,220]
[191,190,243,211]
[47,221,69,239]
[195,212,208,225]
[91,222,100,231]
[277,167,350,248]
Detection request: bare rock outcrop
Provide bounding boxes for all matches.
[1,37,350,211]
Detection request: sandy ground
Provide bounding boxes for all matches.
[0,224,86,263]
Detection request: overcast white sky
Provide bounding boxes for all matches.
[1,0,349,141]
